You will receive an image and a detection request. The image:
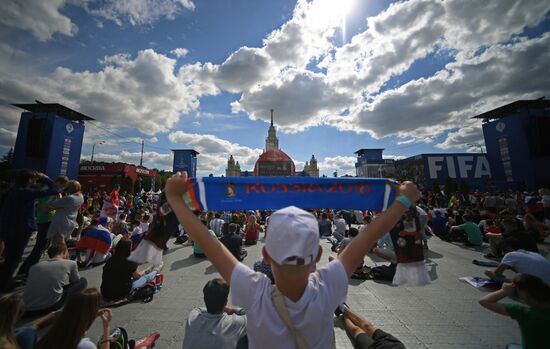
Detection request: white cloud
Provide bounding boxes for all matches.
[436,126,485,150]
[87,150,172,170]
[148,136,158,143]
[0,0,78,41]
[0,127,17,149]
[231,69,354,132]
[170,48,189,58]
[0,49,215,141]
[168,131,263,174]
[332,33,550,143]
[318,156,356,176]
[87,0,195,26]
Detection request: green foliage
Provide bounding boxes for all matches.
[459,178,470,196]
[432,180,441,193]
[122,176,134,194]
[444,176,457,194]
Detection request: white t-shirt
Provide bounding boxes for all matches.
[333,218,347,235]
[501,250,550,284]
[77,338,96,349]
[230,260,348,349]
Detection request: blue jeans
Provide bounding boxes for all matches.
[132,270,158,289]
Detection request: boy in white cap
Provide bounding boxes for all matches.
[165,172,420,349]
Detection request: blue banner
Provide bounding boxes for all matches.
[183,176,396,211]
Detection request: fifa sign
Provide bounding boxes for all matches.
[427,156,491,179]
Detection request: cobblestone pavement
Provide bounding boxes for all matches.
[72,235,521,349]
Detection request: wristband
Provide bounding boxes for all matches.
[396,195,412,209]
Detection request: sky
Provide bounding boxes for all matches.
[0,0,549,177]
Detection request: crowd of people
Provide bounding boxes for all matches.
[0,168,549,348]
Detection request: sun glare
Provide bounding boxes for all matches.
[308,0,356,41]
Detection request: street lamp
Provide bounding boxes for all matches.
[91,141,105,163]
[467,143,484,154]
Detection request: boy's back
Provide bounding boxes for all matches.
[231,260,347,348]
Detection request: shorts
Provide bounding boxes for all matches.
[355,329,405,349]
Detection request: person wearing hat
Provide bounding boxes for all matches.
[165,172,420,349]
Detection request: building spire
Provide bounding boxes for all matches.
[270,109,274,126]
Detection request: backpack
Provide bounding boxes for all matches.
[98,327,129,349]
[131,284,155,303]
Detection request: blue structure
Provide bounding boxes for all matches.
[355,149,395,178]
[474,99,550,191]
[395,154,492,191]
[12,103,93,179]
[172,149,199,178]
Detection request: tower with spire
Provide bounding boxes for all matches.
[265,109,279,151]
[303,154,319,177]
[225,155,241,177]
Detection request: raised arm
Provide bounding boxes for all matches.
[478,283,515,316]
[165,172,238,283]
[25,173,59,199]
[338,181,420,277]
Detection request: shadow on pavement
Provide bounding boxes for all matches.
[169,254,205,271]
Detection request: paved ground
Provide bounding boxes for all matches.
[61,234,524,349]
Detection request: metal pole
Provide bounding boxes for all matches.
[91,143,96,163]
[140,139,144,166]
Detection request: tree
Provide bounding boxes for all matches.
[122,176,134,194]
[0,148,14,172]
[459,179,470,197]
[444,176,457,195]
[141,176,153,192]
[134,177,142,194]
[432,180,441,193]
[110,175,121,189]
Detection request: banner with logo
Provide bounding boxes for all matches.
[182,176,396,211]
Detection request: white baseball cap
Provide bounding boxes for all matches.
[265,206,320,265]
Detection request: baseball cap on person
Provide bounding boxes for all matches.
[99,216,110,226]
[265,206,320,266]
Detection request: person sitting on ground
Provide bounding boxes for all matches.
[111,213,128,236]
[194,219,218,258]
[46,180,84,242]
[182,278,247,349]
[77,216,114,268]
[220,223,247,261]
[487,219,539,258]
[253,257,274,284]
[318,212,332,237]
[430,209,447,237]
[23,243,87,317]
[329,228,368,279]
[479,274,550,349]
[36,288,160,349]
[523,213,548,243]
[333,211,348,241]
[243,215,262,245]
[100,240,160,301]
[337,303,405,349]
[164,172,420,348]
[209,212,225,237]
[0,293,61,349]
[484,249,550,285]
[442,213,483,246]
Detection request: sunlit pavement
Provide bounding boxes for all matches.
[75,235,521,349]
